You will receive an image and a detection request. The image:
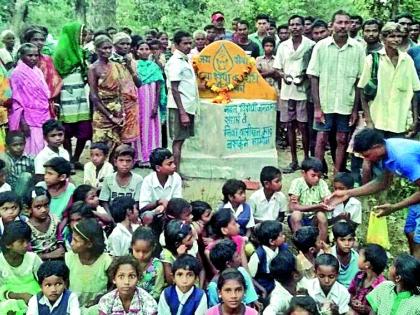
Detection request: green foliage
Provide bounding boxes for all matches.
[1,0,420,40]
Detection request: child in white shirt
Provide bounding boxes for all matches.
[83,142,114,189]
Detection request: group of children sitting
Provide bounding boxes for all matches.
[0,118,419,315]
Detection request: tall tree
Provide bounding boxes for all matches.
[88,0,117,29]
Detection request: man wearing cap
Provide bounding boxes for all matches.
[211,11,233,41]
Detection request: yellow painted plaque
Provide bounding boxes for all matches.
[193,40,277,101]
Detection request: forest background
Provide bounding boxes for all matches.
[2,0,420,37]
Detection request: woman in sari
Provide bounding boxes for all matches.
[54,22,91,169]
[88,35,124,152]
[9,43,51,155]
[110,32,141,146]
[136,41,166,164]
[0,61,11,152]
[22,26,63,118]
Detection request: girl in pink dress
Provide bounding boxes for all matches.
[206,268,257,315]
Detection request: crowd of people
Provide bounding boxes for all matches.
[0,7,418,315]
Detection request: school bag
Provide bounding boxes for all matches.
[363,52,380,102]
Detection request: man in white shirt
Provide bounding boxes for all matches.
[165,31,199,177]
[274,15,315,173]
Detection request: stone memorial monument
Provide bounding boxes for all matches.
[181,40,278,179]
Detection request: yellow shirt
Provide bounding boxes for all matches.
[307,36,365,115]
[358,49,420,133]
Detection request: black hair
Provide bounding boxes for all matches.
[255,14,270,22]
[26,186,50,209]
[209,239,236,271]
[277,24,289,31]
[0,191,21,209]
[73,218,106,257]
[166,198,191,219]
[145,29,158,38]
[311,19,328,30]
[394,253,420,294]
[0,221,31,252]
[217,268,246,291]
[94,29,109,38]
[315,253,340,272]
[90,142,110,156]
[73,184,95,203]
[0,159,5,172]
[362,18,383,31]
[130,35,143,49]
[5,130,25,146]
[292,226,319,253]
[173,31,191,45]
[106,26,118,33]
[262,36,276,48]
[120,27,132,35]
[353,128,385,153]
[211,11,224,17]
[164,220,192,255]
[333,172,354,189]
[301,157,323,173]
[22,26,46,43]
[332,221,356,239]
[255,220,282,246]
[37,260,69,285]
[222,179,246,203]
[204,25,216,31]
[233,17,241,23]
[260,166,281,185]
[131,226,158,254]
[331,10,350,23]
[42,119,64,137]
[288,15,305,26]
[110,196,136,223]
[157,31,168,39]
[107,255,141,281]
[172,254,201,276]
[114,144,135,159]
[149,147,173,171]
[43,157,71,177]
[149,39,161,48]
[269,20,277,27]
[361,243,388,275]
[210,208,235,237]
[191,200,212,221]
[18,43,38,57]
[270,249,297,284]
[237,20,250,28]
[350,15,364,24]
[305,16,316,23]
[286,295,320,315]
[69,201,95,219]
[395,13,414,23]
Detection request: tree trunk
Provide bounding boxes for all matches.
[88,0,117,30]
[75,0,87,24]
[390,0,400,19]
[10,0,28,36]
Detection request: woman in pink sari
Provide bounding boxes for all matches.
[22,26,63,118]
[9,43,51,156]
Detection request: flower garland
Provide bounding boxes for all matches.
[193,56,256,104]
